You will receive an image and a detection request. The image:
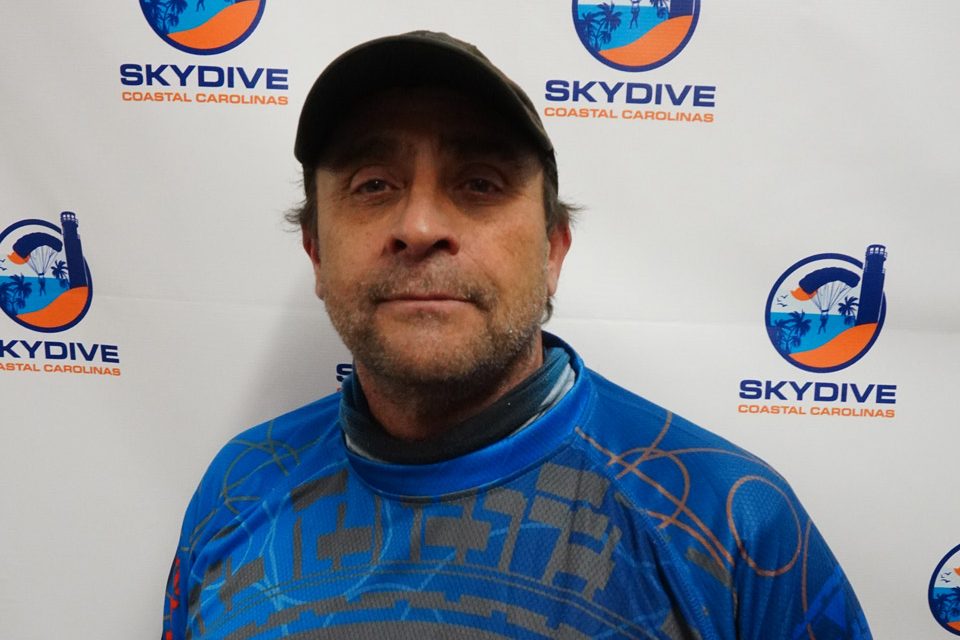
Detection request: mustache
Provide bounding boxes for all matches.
[365,267,493,309]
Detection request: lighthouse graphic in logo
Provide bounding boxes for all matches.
[765,245,887,373]
[0,212,92,332]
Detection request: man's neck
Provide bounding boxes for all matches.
[354,333,545,442]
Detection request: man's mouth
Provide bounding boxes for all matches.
[379,292,470,303]
[367,270,490,310]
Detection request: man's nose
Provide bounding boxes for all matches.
[388,183,460,258]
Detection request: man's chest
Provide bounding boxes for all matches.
[186,466,712,639]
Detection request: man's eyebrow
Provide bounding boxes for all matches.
[318,135,403,170]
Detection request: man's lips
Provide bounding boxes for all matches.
[366,273,490,310]
[378,293,470,302]
[375,293,477,315]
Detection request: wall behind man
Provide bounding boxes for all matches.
[0,1,956,638]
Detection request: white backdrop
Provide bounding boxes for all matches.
[1,2,958,638]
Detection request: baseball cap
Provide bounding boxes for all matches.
[294,31,555,177]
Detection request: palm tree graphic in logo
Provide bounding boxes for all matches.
[765,246,887,373]
[140,0,266,55]
[930,545,960,635]
[0,213,92,333]
[8,274,33,312]
[51,260,69,289]
[837,295,859,326]
[769,310,812,357]
[573,0,700,71]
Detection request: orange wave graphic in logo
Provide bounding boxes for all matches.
[168,0,261,50]
[600,15,693,67]
[950,620,960,631]
[16,287,89,329]
[789,323,877,369]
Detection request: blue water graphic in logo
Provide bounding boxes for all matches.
[0,213,92,333]
[930,543,960,635]
[765,245,887,373]
[572,0,699,72]
[140,0,266,55]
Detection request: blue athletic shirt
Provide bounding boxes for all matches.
[163,335,871,639]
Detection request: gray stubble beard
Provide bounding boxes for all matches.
[323,264,549,414]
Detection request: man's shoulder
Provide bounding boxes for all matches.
[566,369,871,640]
[579,368,757,462]
[573,368,789,513]
[186,393,344,535]
[225,392,342,458]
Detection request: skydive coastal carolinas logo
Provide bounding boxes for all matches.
[121,0,288,107]
[766,245,887,373]
[0,213,121,377]
[738,245,896,419]
[930,543,960,635]
[544,1,714,124]
[140,0,265,55]
[0,213,91,332]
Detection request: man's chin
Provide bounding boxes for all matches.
[360,348,482,389]
[353,323,532,390]
[374,313,481,348]
[372,325,482,376]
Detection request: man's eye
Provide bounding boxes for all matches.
[464,178,499,194]
[355,179,390,194]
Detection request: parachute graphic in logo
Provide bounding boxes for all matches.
[140,0,266,55]
[0,213,92,333]
[930,544,960,635]
[765,245,887,373]
[572,0,699,71]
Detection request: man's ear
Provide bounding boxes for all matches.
[545,221,572,296]
[302,228,325,299]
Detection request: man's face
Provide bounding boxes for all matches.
[303,87,570,389]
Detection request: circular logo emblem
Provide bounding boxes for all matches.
[765,246,887,373]
[139,0,266,55]
[930,543,960,635]
[0,214,92,333]
[572,0,700,72]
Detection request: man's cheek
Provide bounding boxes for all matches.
[311,259,326,300]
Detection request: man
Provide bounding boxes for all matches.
[163,31,871,639]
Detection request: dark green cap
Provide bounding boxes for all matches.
[294,30,555,177]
